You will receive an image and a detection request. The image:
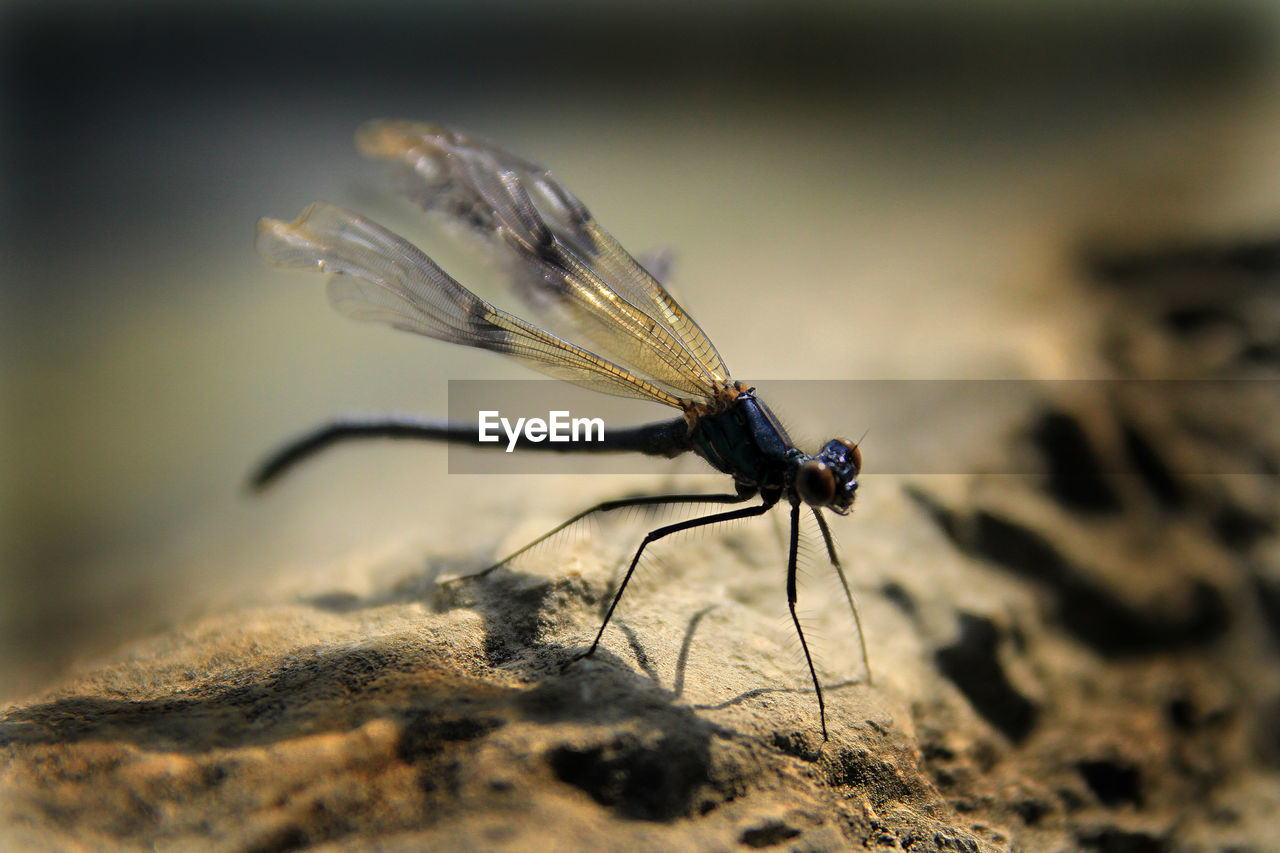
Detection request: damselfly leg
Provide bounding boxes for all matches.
[812,507,873,687]
[441,488,757,586]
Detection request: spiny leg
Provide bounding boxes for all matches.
[442,490,755,587]
[572,500,774,665]
[788,500,829,741]
[812,507,873,686]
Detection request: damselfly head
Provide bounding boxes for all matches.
[795,438,860,514]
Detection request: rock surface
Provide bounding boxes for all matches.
[4,244,1280,851]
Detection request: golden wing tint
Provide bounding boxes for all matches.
[355,121,731,399]
[256,203,685,408]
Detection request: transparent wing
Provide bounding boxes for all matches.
[634,249,675,286]
[355,120,731,399]
[256,203,685,408]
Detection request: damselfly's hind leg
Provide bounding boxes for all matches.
[441,487,757,587]
[570,499,774,667]
[812,507,873,686]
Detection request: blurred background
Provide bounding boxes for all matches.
[4,0,1280,700]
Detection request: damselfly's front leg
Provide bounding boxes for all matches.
[812,507,872,686]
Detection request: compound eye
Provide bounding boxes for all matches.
[838,439,862,474]
[796,459,836,507]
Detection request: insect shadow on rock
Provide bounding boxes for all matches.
[251,121,869,739]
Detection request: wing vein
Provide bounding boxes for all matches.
[356,121,731,398]
[256,203,686,408]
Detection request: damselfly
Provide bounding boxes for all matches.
[253,122,868,739]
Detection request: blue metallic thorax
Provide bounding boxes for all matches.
[690,390,798,491]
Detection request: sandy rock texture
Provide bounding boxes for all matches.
[3,245,1279,851]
